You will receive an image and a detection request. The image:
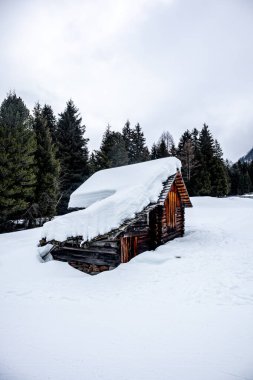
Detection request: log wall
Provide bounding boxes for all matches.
[158,183,184,244]
[52,240,121,273]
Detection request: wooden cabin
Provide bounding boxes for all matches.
[39,158,192,274]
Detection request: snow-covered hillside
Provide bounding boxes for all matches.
[0,197,253,380]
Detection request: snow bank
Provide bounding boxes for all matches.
[42,157,181,242]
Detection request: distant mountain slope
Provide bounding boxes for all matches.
[240,147,253,163]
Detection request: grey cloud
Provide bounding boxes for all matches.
[0,0,252,161]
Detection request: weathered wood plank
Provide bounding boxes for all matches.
[52,246,120,258]
[53,254,120,266]
[52,248,120,266]
[59,246,119,255]
[88,241,118,249]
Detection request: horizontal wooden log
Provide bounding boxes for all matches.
[122,230,150,237]
[57,256,119,266]
[88,241,118,249]
[52,246,120,258]
[52,250,120,266]
[60,246,119,255]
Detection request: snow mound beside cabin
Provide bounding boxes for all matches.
[42,157,181,243]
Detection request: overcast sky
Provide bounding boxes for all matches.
[0,0,253,161]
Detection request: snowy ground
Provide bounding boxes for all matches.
[0,197,253,380]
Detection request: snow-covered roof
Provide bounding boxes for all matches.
[42,157,181,243]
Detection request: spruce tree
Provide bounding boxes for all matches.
[189,128,202,195]
[42,104,57,143]
[109,132,129,167]
[197,124,228,196]
[228,160,253,195]
[91,126,113,171]
[197,124,215,195]
[156,138,169,158]
[170,142,177,157]
[56,100,89,214]
[176,125,229,197]
[177,130,192,154]
[238,161,252,194]
[33,103,60,219]
[150,143,158,160]
[92,126,128,171]
[131,123,150,163]
[211,139,229,196]
[191,128,199,146]
[122,120,134,164]
[151,132,175,160]
[89,152,98,175]
[0,92,36,228]
[227,162,237,195]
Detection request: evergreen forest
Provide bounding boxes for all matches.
[0,92,252,231]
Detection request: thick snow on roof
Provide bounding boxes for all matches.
[42,157,181,243]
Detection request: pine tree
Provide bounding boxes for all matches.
[156,138,169,158]
[131,123,150,163]
[42,104,57,143]
[89,152,98,175]
[214,139,223,159]
[170,142,177,157]
[227,161,240,195]
[197,124,215,195]
[151,133,175,160]
[90,126,111,171]
[0,92,36,228]
[92,126,128,171]
[176,125,229,196]
[150,143,158,160]
[56,100,89,214]
[122,120,133,164]
[191,128,199,145]
[211,139,229,196]
[197,124,228,196]
[227,160,253,195]
[109,132,129,167]
[189,128,202,195]
[238,161,252,194]
[33,103,60,219]
[177,130,192,153]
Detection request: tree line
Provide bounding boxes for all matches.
[0,92,252,231]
